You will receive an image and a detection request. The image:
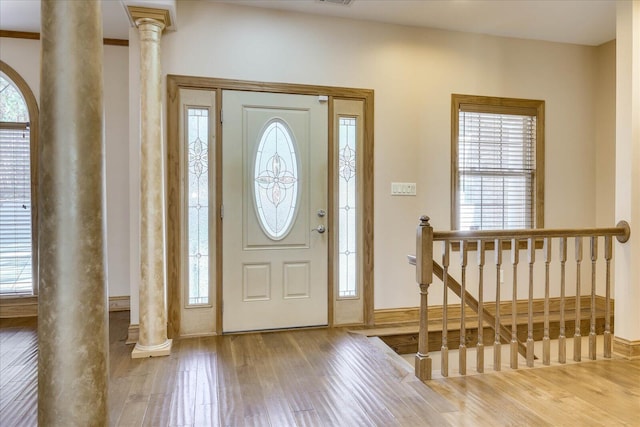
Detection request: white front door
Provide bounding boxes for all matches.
[222,91,328,332]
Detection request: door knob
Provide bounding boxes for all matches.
[311,225,326,234]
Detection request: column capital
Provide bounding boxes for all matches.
[136,18,165,40]
[127,6,172,30]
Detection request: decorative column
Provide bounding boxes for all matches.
[38,0,108,424]
[129,6,173,358]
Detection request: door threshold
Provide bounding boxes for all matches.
[222,324,329,335]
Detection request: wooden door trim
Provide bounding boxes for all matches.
[167,75,374,337]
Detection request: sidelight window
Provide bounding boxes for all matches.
[187,108,210,305]
[338,117,358,298]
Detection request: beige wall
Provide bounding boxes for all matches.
[595,40,617,228]
[1,0,619,316]
[128,2,614,311]
[0,37,131,298]
[594,40,617,296]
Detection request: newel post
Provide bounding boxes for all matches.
[415,215,433,380]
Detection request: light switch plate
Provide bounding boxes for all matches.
[391,182,416,196]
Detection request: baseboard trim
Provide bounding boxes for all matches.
[613,336,640,359]
[127,324,140,345]
[374,307,420,325]
[0,295,131,318]
[109,296,131,312]
[374,295,613,326]
[0,296,37,318]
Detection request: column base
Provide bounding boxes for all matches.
[131,338,172,359]
[612,336,640,359]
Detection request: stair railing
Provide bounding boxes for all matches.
[409,215,631,380]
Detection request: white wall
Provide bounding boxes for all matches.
[103,43,131,298]
[0,37,131,298]
[141,2,610,310]
[614,0,640,343]
[0,38,40,100]
[128,28,140,324]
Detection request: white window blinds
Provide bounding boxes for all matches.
[458,109,536,230]
[0,124,33,293]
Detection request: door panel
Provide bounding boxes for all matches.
[222,91,328,332]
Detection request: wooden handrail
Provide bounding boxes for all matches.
[432,221,630,242]
[411,215,631,380]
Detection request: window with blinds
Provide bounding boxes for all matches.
[452,95,544,231]
[1,73,33,294]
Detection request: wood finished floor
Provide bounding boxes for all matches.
[1,312,639,426]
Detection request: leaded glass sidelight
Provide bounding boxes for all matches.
[338,117,358,298]
[254,120,299,240]
[187,108,209,305]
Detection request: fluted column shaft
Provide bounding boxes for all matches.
[132,18,172,358]
[38,0,108,424]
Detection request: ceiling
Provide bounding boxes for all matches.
[0,0,617,46]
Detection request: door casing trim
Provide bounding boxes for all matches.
[166,75,374,336]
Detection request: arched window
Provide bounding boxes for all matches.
[0,61,39,295]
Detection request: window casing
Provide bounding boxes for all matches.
[451,94,544,231]
[0,62,39,296]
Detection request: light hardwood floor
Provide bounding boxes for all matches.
[1,312,638,426]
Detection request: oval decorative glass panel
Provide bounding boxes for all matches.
[253,119,299,240]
